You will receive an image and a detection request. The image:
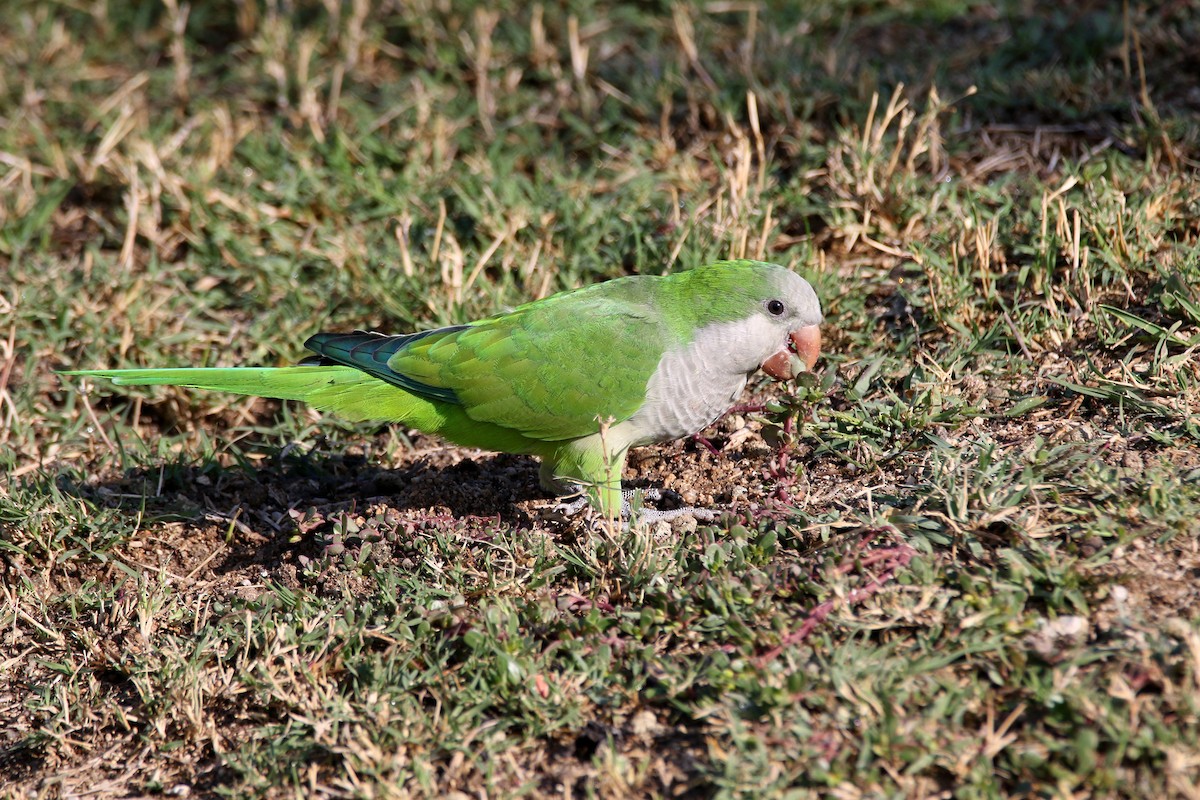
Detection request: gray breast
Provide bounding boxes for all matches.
[626,321,764,444]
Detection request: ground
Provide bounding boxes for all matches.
[3,1,1200,797]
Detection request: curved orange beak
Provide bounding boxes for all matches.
[760,325,821,380]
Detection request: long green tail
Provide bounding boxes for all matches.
[66,368,626,514]
[61,366,440,424]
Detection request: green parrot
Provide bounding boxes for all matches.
[65,259,823,520]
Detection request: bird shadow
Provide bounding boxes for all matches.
[54,448,553,578]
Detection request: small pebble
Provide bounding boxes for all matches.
[629,709,661,737]
[1026,615,1089,661]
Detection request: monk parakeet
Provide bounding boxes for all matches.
[65,259,822,519]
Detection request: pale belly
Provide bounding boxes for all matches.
[624,370,749,445]
[617,316,777,449]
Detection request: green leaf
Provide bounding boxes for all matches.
[1098,304,1200,347]
[1005,395,1049,417]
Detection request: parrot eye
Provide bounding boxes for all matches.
[766,299,786,316]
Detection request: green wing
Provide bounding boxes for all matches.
[306,288,668,442]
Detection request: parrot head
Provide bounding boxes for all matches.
[751,266,824,381]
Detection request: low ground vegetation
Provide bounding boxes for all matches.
[3,1,1200,796]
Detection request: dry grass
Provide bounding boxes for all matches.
[3,0,1200,797]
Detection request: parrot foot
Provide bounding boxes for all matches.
[626,488,717,524]
[546,494,592,520]
[542,488,717,526]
